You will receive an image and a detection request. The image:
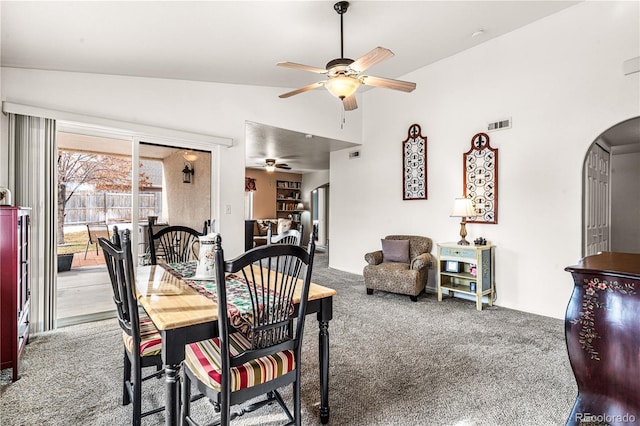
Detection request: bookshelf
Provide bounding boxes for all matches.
[275,180,301,219]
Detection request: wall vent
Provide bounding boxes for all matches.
[349,150,361,159]
[487,118,512,132]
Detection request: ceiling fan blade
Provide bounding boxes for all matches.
[361,75,416,92]
[279,82,325,99]
[342,95,358,111]
[277,165,292,170]
[350,47,394,73]
[277,62,328,74]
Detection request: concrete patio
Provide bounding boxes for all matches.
[56,250,114,326]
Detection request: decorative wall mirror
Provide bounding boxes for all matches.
[463,132,498,224]
[402,123,428,200]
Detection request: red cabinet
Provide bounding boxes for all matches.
[0,206,31,381]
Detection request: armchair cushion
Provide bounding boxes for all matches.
[255,220,274,236]
[277,218,293,234]
[381,239,410,263]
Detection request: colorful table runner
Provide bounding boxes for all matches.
[162,261,279,336]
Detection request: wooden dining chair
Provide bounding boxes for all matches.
[180,234,316,426]
[147,225,204,265]
[99,229,164,426]
[267,224,304,246]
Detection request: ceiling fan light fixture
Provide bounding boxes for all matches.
[325,75,361,99]
[265,159,276,172]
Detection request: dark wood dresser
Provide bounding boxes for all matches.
[0,206,31,381]
[564,252,639,425]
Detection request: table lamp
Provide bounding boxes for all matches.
[450,197,476,245]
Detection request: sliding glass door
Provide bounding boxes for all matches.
[56,130,134,325]
[55,126,213,327]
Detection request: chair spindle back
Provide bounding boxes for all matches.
[100,230,139,342]
[148,225,203,265]
[213,235,316,365]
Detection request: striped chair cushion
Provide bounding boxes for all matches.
[122,317,162,357]
[184,332,295,393]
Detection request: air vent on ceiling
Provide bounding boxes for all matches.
[349,150,361,159]
[487,118,512,132]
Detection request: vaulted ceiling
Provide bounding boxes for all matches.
[1,1,583,172]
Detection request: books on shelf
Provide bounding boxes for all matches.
[276,180,301,189]
[275,180,301,217]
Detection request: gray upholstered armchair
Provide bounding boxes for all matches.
[363,235,435,302]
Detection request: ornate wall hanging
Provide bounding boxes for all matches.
[463,132,498,224]
[244,177,256,192]
[402,123,428,200]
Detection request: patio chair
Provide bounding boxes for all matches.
[84,223,110,260]
[180,234,316,426]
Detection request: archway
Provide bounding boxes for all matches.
[583,117,640,256]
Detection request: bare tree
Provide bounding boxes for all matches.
[57,150,152,244]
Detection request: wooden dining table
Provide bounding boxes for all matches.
[135,263,336,425]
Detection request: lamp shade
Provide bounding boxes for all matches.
[450,197,476,218]
[325,75,361,99]
[296,202,305,210]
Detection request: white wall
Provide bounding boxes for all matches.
[611,151,640,252]
[0,69,362,257]
[330,1,640,319]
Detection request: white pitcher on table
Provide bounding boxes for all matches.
[194,233,218,280]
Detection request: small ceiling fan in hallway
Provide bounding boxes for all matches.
[277,1,416,111]
[262,158,291,172]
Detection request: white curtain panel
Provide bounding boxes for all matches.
[8,114,57,332]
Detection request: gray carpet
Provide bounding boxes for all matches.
[0,252,577,425]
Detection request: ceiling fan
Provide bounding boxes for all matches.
[263,158,291,172]
[277,1,416,111]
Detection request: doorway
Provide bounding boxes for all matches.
[312,183,329,252]
[583,116,640,256]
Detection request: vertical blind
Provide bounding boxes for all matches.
[8,114,57,332]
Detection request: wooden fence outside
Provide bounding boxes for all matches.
[64,191,161,224]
